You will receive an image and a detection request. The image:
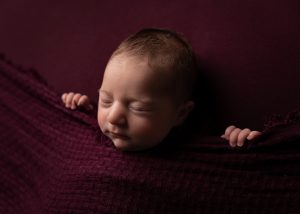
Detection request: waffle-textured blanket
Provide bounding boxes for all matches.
[0,56,299,213]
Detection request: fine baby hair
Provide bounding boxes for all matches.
[111,28,198,105]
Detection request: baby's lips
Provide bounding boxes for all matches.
[110,132,130,140]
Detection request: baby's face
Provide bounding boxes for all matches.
[97,54,181,151]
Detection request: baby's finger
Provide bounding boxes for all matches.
[229,128,241,147]
[247,131,262,141]
[222,125,236,140]
[77,95,89,106]
[237,128,251,147]
[65,92,75,108]
[61,93,67,103]
[71,93,82,109]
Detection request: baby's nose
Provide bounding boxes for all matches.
[107,103,127,126]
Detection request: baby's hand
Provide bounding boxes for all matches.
[61,92,93,111]
[221,125,261,147]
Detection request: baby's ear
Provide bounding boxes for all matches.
[174,101,195,126]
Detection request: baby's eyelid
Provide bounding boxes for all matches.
[99,90,113,100]
[98,89,110,96]
[129,105,152,112]
[100,97,112,103]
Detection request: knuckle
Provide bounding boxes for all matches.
[80,95,87,100]
[233,128,241,134]
[225,125,236,135]
[242,128,251,133]
[75,93,81,96]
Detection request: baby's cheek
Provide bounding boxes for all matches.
[131,119,165,140]
[134,122,153,135]
[128,117,147,131]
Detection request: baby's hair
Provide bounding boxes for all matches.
[111,28,198,104]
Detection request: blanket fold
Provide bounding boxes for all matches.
[0,56,299,214]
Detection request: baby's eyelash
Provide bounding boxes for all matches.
[101,99,112,104]
[129,105,152,112]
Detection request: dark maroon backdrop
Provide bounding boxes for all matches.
[0,0,299,131]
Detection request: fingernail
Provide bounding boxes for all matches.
[230,142,236,148]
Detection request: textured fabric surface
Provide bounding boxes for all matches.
[1,57,300,213]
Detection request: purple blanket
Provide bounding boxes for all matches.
[1,56,300,213]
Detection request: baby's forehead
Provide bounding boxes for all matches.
[107,52,176,85]
[107,54,150,74]
[105,54,176,89]
[109,52,148,65]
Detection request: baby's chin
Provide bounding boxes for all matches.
[99,128,164,152]
[111,137,159,152]
[112,138,144,152]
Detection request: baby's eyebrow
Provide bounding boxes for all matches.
[98,89,111,95]
[131,98,156,105]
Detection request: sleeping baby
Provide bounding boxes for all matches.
[61,28,261,151]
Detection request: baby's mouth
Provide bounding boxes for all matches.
[109,132,130,140]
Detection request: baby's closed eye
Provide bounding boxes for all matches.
[99,94,113,107]
[129,103,154,113]
[130,105,152,112]
[100,98,112,104]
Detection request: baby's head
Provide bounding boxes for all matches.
[97,28,197,151]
